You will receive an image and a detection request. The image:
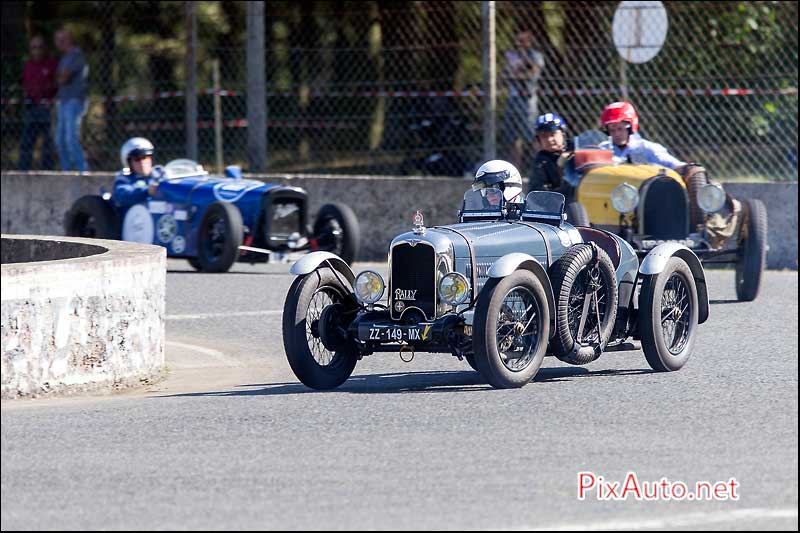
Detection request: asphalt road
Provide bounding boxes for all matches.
[2,261,797,530]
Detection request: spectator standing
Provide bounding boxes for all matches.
[501,30,545,172]
[54,28,89,171]
[19,35,58,170]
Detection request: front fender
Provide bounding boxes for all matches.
[640,243,709,324]
[290,251,355,285]
[488,253,556,336]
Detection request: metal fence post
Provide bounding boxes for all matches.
[213,59,224,173]
[482,1,497,162]
[247,1,267,172]
[185,1,197,161]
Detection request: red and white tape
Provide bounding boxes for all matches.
[123,118,361,132]
[3,86,797,106]
[1,88,239,106]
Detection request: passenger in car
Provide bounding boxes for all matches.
[598,101,685,170]
[529,112,575,199]
[113,137,166,208]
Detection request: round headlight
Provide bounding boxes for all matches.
[697,183,726,213]
[610,183,639,214]
[438,272,470,307]
[354,271,385,304]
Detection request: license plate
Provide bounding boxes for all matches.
[359,324,434,343]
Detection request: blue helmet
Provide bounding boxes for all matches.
[535,113,567,134]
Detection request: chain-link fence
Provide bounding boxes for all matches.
[1,1,797,180]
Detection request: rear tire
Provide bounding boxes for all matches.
[187,257,203,271]
[313,203,360,265]
[196,202,244,273]
[566,201,590,227]
[282,267,358,390]
[639,257,699,372]
[735,198,767,302]
[64,195,119,239]
[472,270,550,389]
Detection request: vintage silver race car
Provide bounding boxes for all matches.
[282,189,709,389]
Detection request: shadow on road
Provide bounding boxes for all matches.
[156,366,654,399]
[709,299,742,305]
[167,269,285,276]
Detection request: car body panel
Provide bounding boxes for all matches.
[290,251,356,284]
[640,243,709,324]
[576,164,684,228]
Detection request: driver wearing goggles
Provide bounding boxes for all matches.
[113,137,166,208]
[472,160,524,206]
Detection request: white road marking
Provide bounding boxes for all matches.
[165,340,243,367]
[528,507,798,531]
[166,310,282,321]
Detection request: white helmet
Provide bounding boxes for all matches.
[472,160,523,202]
[120,137,155,168]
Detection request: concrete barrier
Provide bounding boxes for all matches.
[1,171,796,268]
[1,234,165,398]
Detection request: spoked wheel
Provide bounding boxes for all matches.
[659,274,693,354]
[473,270,550,388]
[197,202,243,273]
[283,267,358,390]
[639,256,699,372]
[550,244,617,365]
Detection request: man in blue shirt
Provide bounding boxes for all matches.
[114,137,165,209]
[598,101,685,169]
[54,28,89,171]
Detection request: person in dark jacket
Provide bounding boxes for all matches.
[529,112,574,199]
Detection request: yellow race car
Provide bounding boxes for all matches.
[563,131,767,302]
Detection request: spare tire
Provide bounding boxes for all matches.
[549,244,618,365]
[685,167,709,230]
[64,195,119,239]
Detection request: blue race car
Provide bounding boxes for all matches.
[64,159,360,272]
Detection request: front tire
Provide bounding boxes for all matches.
[313,203,360,265]
[196,202,244,273]
[735,198,767,302]
[639,257,699,372]
[282,267,358,390]
[566,201,590,227]
[472,270,550,389]
[64,195,119,239]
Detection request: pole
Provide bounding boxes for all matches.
[213,59,224,173]
[246,1,267,172]
[482,1,496,161]
[185,1,197,161]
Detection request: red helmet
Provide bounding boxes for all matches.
[600,101,639,133]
